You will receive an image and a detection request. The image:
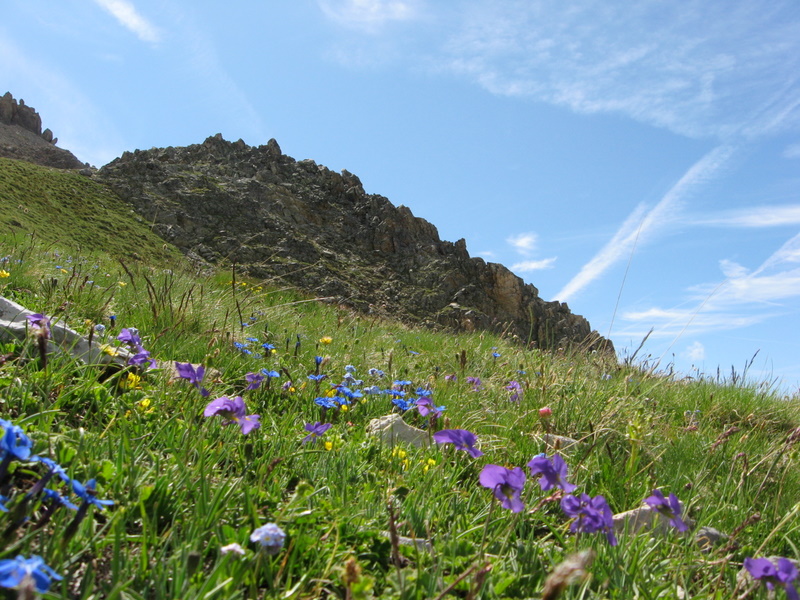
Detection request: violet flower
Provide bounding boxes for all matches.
[433,429,484,458]
[176,362,210,396]
[744,557,798,600]
[561,493,617,546]
[528,453,577,493]
[26,313,51,339]
[466,376,482,391]
[250,523,286,555]
[644,489,689,532]
[416,397,444,418]
[204,396,261,435]
[245,371,264,390]
[302,422,332,444]
[479,464,526,513]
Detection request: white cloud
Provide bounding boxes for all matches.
[443,1,800,139]
[511,258,557,272]
[93,0,160,44]
[697,205,800,228]
[719,259,749,279]
[686,341,706,361]
[557,144,736,302]
[318,0,421,31]
[506,232,538,255]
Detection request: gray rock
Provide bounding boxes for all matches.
[612,502,693,536]
[366,414,430,448]
[694,526,728,552]
[0,296,134,366]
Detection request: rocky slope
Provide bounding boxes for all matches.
[98,134,611,351]
[0,92,84,169]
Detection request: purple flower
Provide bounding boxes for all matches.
[644,489,689,532]
[561,493,617,546]
[204,396,261,435]
[444,373,457,382]
[302,422,332,444]
[26,313,51,339]
[466,376,482,391]
[175,362,210,396]
[527,454,577,493]
[416,397,444,417]
[745,557,798,600]
[245,372,264,390]
[479,464,526,512]
[433,429,484,458]
[505,380,522,402]
[117,328,142,348]
[0,555,62,593]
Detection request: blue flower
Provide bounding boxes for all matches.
[71,479,114,510]
[345,365,356,373]
[392,398,415,411]
[307,374,327,382]
[250,523,286,555]
[0,555,62,593]
[314,397,337,409]
[42,488,78,510]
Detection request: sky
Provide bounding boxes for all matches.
[3,0,800,394]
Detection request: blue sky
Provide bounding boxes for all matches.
[3,1,800,393]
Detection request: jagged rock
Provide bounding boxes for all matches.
[0,92,84,169]
[694,526,728,552]
[366,414,430,448]
[0,296,133,366]
[97,134,612,352]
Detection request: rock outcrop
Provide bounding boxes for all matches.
[98,134,611,351]
[0,92,84,169]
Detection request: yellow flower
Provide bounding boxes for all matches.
[423,458,437,473]
[59,268,68,274]
[100,344,119,357]
[392,448,407,460]
[118,281,127,287]
[136,398,155,414]
[121,372,141,390]
[324,441,333,451]
[325,388,337,398]
[340,405,349,412]
[319,336,333,344]
[0,270,10,278]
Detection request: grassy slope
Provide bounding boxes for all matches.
[0,156,799,599]
[0,157,182,265]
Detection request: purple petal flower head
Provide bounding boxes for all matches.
[644,489,689,532]
[204,396,261,435]
[479,464,526,513]
[528,454,577,493]
[129,348,156,369]
[302,422,332,444]
[433,429,484,458]
[561,493,617,546]
[416,397,445,417]
[245,371,264,390]
[505,380,522,402]
[0,555,62,593]
[117,328,141,349]
[175,362,210,396]
[745,557,799,600]
[466,376,482,391]
[26,313,51,339]
[250,523,286,555]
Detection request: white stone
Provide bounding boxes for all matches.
[366,414,430,448]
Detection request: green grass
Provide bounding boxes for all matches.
[0,166,799,598]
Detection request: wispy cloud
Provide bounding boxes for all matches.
[443,1,800,139]
[556,144,736,302]
[511,258,557,272]
[506,232,538,255]
[695,205,800,228]
[93,0,160,44]
[620,232,800,340]
[785,143,800,159]
[318,0,422,32]
[686,341,706,362]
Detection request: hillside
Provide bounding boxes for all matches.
[97,134,610,352]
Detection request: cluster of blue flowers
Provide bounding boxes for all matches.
[0,419,114,593]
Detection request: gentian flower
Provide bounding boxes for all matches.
[308,374,327,382]
[744,557,798,600]
[393,380,412,388]
[250,523,286,555]
[0,422,34,481]
[72,478,114,510]
[262,343,276,353]
[561,493,617,546]
[644,489,689,532]
[0,555,62,593]
[368,368,385,378]
[302,422,332,444]
[0,495,7,512]
[42,488,78,511]
[220,543,246,556]
[527,454,577,492]
[479,464,526,512]
[27,457,70,497]
[392,398,414,412]
[314,397,338,409]
[175,362,210,396]
[204,396,261,434]
[433,429,484,458]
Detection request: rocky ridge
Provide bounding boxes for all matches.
[98,134,611,352]
[0,92,84,169]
